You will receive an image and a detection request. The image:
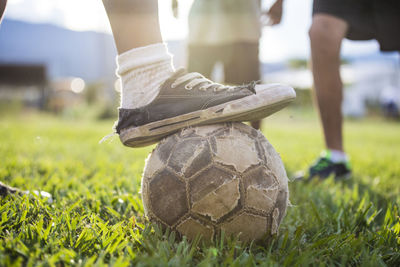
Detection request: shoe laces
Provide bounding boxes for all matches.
[170,72,235,92]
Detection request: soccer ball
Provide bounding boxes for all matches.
[141,123,289,242]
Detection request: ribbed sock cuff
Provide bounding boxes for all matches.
[324,149,348,163]
[117,43,174,76]
[117,43,175,109]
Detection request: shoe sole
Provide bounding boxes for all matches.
[120,84,296,147]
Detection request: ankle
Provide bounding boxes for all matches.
[323,149,348,163]
[117,43,174,109]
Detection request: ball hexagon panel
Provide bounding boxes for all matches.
[168,138,212,178]
[156,134,179,164]
[149,168,188,226]
[245,186,278,214]
[212,133,262,173]
[242,166,278,189]
[176,217,214,241]
[243,166,279,213]
[189,166,240,221]
[220,212,269,242]
[192,178,240,222]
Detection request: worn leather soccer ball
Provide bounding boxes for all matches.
[141,123,289,242]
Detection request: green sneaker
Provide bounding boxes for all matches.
[294,151,352,181]
[308,151,352,180]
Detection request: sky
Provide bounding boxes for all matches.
[4,0,383,62]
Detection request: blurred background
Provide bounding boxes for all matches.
[0,0,399,120]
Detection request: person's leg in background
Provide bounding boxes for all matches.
[187,45,217,79]
[224,42,262,130]
[309,14,347,152]
[306,13,351,180]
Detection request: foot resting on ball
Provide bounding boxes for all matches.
[116,69,296,147]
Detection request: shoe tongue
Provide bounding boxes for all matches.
[161,68,188,88]
[171,68,187,79]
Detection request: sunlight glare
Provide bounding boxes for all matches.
[70,78,85,93]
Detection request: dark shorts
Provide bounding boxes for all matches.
[313,0,400,51]
[187,42,260,85]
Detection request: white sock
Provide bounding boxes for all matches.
[117,43,175,109]
[326,149,348,163]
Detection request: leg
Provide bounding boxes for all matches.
[0,0,7,23]
[101,0,175,113]
[102,0,162,53]
[309,14,348,151]
[300,14,351,181]
[187,45,216,79]
[224,43,260,86]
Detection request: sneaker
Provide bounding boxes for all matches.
[0,182,53,203]
[0,182,19,196]
[116,69,295,147]
[301,155,352,181]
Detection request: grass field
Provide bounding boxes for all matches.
[0,108,399,266]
